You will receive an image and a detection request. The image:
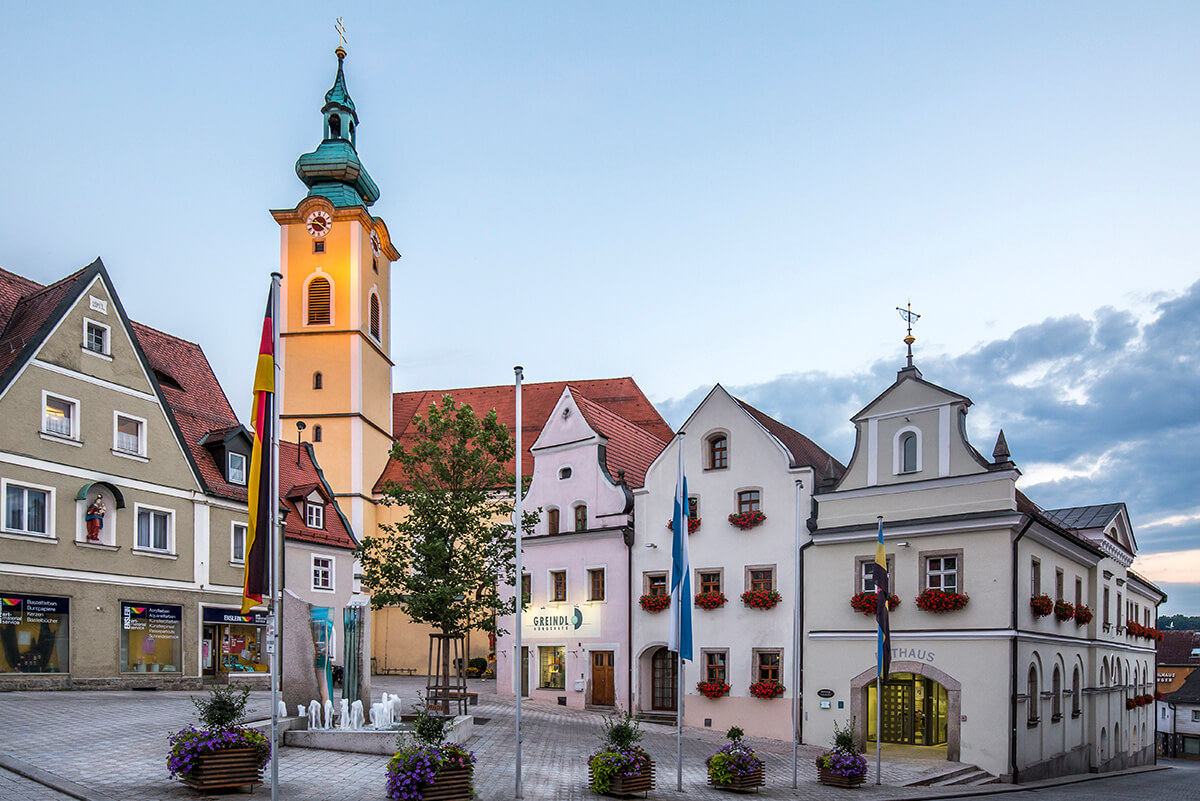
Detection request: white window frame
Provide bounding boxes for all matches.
[112,410,147,457]
[231,521,247,565]
[306,501,325,530]
[227,452,247,485]
[83,316,111,358]
[925,553,960,593]
[1192,710,1200,723]
[893,425,923,474]
[1,478,55,538]
[311,554,335,592]
[41,390,80,441]
[134,504,174,554]
[302,269,335,327]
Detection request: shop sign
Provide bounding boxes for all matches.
[203,608,268,626]
[0,594,68,626]
[817,688,835,699]
[523,605,599,638]
[121,602,182,639]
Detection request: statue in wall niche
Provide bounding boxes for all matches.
[85,496,107,541]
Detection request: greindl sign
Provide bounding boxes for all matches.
[522,606,600,638]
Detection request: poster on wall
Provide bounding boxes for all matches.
[120,602,182,673]
[523,605,601,638]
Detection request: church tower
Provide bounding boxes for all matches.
[271,46,399,542]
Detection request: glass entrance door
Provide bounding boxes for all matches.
[869,673,949,746]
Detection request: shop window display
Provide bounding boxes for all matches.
[120,602,182,673]
[0,593,69,673]
[539,645,565,689]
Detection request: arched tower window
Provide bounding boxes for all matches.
[329,113,342,139]
[369,291,381,342]
[313,372,323,390]
[901,432,918,472]
[307,276,331,325]
[313,425,322,443]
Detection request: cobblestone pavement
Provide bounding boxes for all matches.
[0,676,1176,801]
[0,768,78,801]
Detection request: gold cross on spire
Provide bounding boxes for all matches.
[896,301,921,368]
[335,17,348,47]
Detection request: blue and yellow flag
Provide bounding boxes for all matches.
[874,516,891,679]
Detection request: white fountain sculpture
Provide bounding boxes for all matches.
[339,699,350,729]
[323,699,335,730]
[369,702,383,728]
[388,694,404,722]
[297,704,306,718]
[307,700,322,730]
[278,701,288,719]
[349,699,365,730]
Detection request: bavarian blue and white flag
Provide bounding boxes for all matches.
[669,441,693,662]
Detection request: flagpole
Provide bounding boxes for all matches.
[513,366,524,800]
[675,433,685,792]
[875,514,883,786]
[269,272,282,801]
[792,480,802,789]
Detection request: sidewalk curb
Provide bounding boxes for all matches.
[0,753,118,801]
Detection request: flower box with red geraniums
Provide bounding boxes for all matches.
[727,511,766,531]
[850,591,900,615]
[696,679,731,699]
[915,589,969,613]
[1053,600,1075,622]
[639,594,670,613]
[749,679,785,699]
[666,518,701,534]
[1126,697,1136,711]
[1030,594,1053,617]
[741,590,782,610]
[1074,605,1093,626]
[694,591,727,610]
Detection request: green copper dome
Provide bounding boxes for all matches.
[295,47,379,208]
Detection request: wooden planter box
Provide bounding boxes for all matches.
[589,759,655,797]
[708,765,765,792]
[413,766,474,801]
[817,766,866,788]
[179,746,263,792]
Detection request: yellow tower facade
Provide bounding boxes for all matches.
[271,48,399,541]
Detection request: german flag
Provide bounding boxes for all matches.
[874,516,891,679]
[242,293,275,614]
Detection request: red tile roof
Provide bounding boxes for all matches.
[571,388,667,489]
[279,441,356,550]
[735,398,846,476]
[0,267,89,377]
[375,377,672,493]
[1158,629,1200,666]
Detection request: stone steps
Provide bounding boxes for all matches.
[905,763,999,787]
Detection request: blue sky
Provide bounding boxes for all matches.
[1,3,1197,611]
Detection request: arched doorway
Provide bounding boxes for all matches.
[651,647,677,711]
[852,660,962,762]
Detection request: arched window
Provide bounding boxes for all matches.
[1115,660,1122,686]
[313,425,322,443]
[1027,664,1039,723]
[329,113,342,138]
[1052,666,1062,721]
[1100,660,1108,687]
[901,432,918,472]
[1072,667,1081,715]
[574,504,587,532]
[313,371,323,390]
[307,276,332,325]
[708,435,728,469]
[547,508,560,535]
[369,291,381,342]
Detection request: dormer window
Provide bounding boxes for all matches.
[306,502,325,530]
[228,453,247,485]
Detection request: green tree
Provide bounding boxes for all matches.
[357,396,533,709]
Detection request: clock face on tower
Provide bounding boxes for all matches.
[370,230,381,256]
[306,210,333,237]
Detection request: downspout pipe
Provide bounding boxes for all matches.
[1009,514,1035,783]
[624,525,635,713]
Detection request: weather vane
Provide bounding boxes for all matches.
[896,301,921,368]
[335,17,348,48]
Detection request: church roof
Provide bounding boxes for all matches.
[375,377,673,493]
[323,48,357,117]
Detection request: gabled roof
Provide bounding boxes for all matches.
[375,377,672,492]
[1041,503,1125,531]
[0,264,93,381]
[1165,665,1200,705]
[1016,490,1107,559]
[1157,629,1200,666]
[279,441,356,550]
[735,398,846,476]
[570,387,669,489]
[851,365,971,422]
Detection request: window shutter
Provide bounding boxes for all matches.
[370,293,381,340]
[307,278,331,324]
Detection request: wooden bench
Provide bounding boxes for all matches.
[376,666,418,676]
[425,691,479,707]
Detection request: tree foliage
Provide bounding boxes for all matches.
[356,395,532,636]
[1159,614,1200,630]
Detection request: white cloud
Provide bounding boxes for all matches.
[1140,509,1200,531]
[1133,550,1200,584]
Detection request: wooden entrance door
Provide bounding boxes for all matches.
[591,651,615,706]
[651,648,677,711]
[521,647,530,697]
